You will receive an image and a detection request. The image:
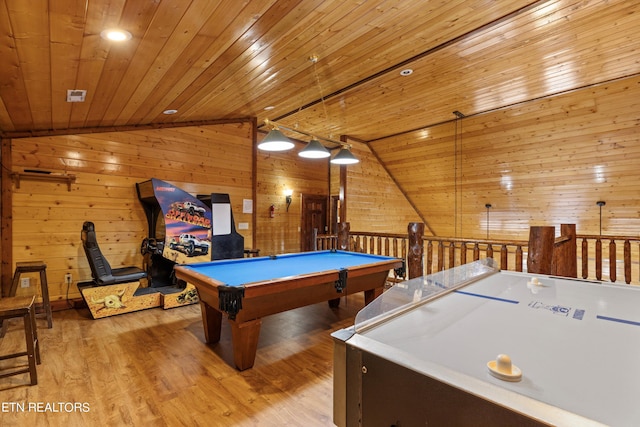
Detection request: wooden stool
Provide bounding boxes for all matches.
[2,262,52,336]
[0,295,41,385]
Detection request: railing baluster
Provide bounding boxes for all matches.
[460,242,467,265]
[516,245,523,272]
[609,239,616,283]
[402,239,407,260]
[448,242,455,269]
[624,239,631,284]
[317,230,640,285]
[596,238,602,280]
[501,244,508,270]
[581,238,589,279]
[437,241,444,272]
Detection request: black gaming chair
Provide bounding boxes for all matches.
[81,221,147,286]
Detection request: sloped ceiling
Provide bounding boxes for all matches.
[1,0,637,141]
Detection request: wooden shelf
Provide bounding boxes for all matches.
[11,172,76,191]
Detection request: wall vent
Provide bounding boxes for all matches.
[66,90,87,102]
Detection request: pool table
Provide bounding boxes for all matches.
[174,250,404,370]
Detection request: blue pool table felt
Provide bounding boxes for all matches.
[180,250,397,287]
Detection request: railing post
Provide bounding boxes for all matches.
[527,226,555,275]
[337,222,350,251]
[426,241,433,275]
[552,224,577,278]
[516,245,523,272]
[408,222,424,279]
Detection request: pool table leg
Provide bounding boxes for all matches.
[229,318,262,370]
[328,286,383,309]
[200,301,222,344]
[364,287,383,305]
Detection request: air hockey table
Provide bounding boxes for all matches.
[332,259,640,426]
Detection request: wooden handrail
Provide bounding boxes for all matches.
[315,225,640,285]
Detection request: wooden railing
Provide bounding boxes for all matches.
[578,235,640,284]
[315,227,640,285]
[316,231,525,275]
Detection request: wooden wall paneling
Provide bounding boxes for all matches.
[339,136,347,228]
[365,137,435,236]
[10,122,253,303]
[371,75,640,241]
[1,137,12,296]
[344,141,422,235]
[328,161,343,234]
[255,137,329,256]
[251,117,257,251]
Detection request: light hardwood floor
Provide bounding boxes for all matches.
[0,295,365,426]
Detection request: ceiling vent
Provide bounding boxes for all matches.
[66,90,87,102]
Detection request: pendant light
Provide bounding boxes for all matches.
[258,126,294,151]
[259,56,359,164]
[299,139,330,158]
[330,146,359,165]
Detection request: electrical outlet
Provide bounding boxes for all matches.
[20,277,30,288]
[65,273,72,284]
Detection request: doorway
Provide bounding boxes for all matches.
[301,195,328,252]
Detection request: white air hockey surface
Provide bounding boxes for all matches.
[348,262,640,426]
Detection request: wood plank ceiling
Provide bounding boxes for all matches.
[1,0,638,142]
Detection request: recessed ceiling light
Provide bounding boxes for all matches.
[400,69,413,76]
[264,106,275,110]
[163,109,178,115]
[100,29,132,41]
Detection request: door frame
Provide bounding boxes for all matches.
[300,194,328,252]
